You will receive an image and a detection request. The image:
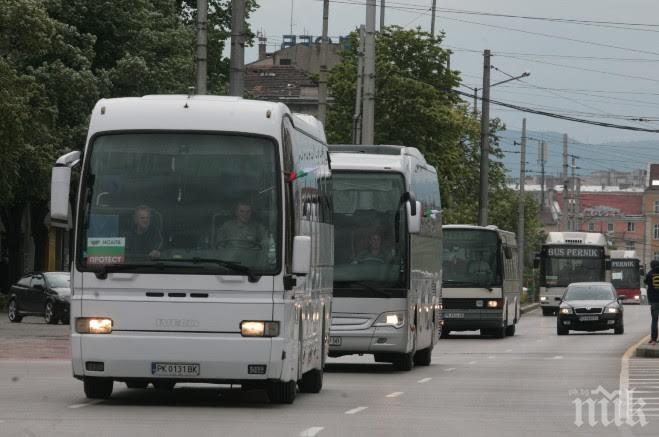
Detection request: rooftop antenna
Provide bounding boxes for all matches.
[290,0,294,34]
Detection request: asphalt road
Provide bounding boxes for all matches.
[0,306,657,437]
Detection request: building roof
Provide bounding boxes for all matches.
[245,66,316,100]
[555,192,643,217]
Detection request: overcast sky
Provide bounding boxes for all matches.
[243,0,659,172]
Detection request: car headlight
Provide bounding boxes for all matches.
[240,321,280,337]
[374,311,406,329]
[540,296,548,302]
[606,307,619,314]
[559,307,573,315]
[76,318,113,334]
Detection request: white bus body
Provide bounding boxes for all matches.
[535,232,610,316]
[610,250,643,304]
[50,95,332,403]
[327,145,442,370]
[441,225,521,338]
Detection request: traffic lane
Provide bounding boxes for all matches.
[0,315,69,360]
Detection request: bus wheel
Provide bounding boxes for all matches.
[125,381,148,389]
[505,323,516,337]
[299,368,323,393]
[393,352,414,371]
[84,377,113,399]
[541,307,553,317]
[493,325,506,339]
[439,329,450,339]
[413,344,433,366]
[267,380,296,404]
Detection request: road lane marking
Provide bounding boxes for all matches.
[345,406,368,415]
[468,361,477,365]
[444,367,456,372]
[300,427,324,436]
[619,335,651,423]
[68,400,102,409]
[505,349,513,352]
[386,392,403,398]
[417,377,432,383]
[553,355,563,360]
[488,355,495,359]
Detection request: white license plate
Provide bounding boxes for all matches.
[151,362,200,377]
[329,336,342,346]
[579,315,599,322]
[444,313,464,319]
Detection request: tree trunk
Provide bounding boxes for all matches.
[0,204,26,290]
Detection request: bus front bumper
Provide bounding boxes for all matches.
[441,309,504,331]
[328,326,408,356]
[72,332,288,383]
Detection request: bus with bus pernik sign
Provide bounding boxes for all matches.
[610,250,643,304]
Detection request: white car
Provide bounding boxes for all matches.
[641,287,648,305]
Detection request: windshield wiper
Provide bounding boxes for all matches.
[93,262,187,279]
[155,257,260,283]
[443,279,493,291]
[351,281,393,299]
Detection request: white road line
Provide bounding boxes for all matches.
[68,400,102,409]
[345,406,368,415]
[417,377,432,383]
[488,355,495,359]
[619,335,651,423]
[505,349,513,352]
[468,361,477,365]
[299,427,324,437]
[552,355,563,360]
[444,367,456,372]
[386,392,403,398]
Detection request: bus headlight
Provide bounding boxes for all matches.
[487,299,502,308]
[540,296,548,302]
[374,312,406,329]
[240,321,280,337]
[634,295,640,300]
[76,318,113,334]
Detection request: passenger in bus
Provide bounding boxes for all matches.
[354,231,392,264]
[125,205,163,259]
[468,256,492,276]
[216,201,266,256]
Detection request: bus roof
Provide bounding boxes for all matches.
[545,231,607,246]
[443,224,517,247]
[86,95,326,143]
[328,144,432,173]
[609,250,638,259]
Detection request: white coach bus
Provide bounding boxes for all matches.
[534,232,610,316]
[327,145,442,370]
[50,95,333,403]
[441,225,521,338]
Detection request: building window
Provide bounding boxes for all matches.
[654,224,659,239]
[654,251,659,261]
[279,59,292,66]
[655,200,659,213]
[627,222,635,232]
[608,222,614,232]
[588,222,594,232]
[626,241,635,250]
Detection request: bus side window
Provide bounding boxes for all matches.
[282,120,294,272]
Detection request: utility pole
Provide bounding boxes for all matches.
[318,0,329,125]
[473,88,478,118]
[431,0,437,37]
[540,141,546,211]
[518,118,527,292]
[571,155,577,231]
[352,26,366,144]
[478,49,491,226]
[380,0,385,31]
[575,158,581,231]
[562,134,569,231]
[229,0,245,97]
[195,0,208,94]
[362,0,376,145]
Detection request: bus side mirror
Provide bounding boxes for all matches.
[292,236,311,275]
[504,246,513,259]
[51,151,81,227]
[407,201,421,234]
[533,254,540,269]
[605,257,611,270]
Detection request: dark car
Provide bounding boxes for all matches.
[7,272,71,324]
[557,282,624,335]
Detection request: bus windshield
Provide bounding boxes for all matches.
[542,246,604,287]
[611,260,641,289]
[332,172,406,289]
[442,229,500,288]
[78,133,281,275]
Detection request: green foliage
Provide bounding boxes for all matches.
[326,26,544,257]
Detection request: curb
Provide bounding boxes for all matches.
[520,303,540,315]
[635,337,659,358]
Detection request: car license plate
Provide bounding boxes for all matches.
[444,313,464,319]
[151,362,200,377]
[579,315,599,322]
[329,336,342,346]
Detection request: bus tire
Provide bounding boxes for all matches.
[299,368,323,393]
[493,325,506,339]
[267,380,296,404]
[541,307,553,317]
[413,344,433,366]
[84,377,113,399]
[393,352,414,371]
[125,381,148,389]
[505,323,516,337]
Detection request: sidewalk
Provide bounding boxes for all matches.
[635,336,659,358]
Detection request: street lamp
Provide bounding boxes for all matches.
[478,56,530,226]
